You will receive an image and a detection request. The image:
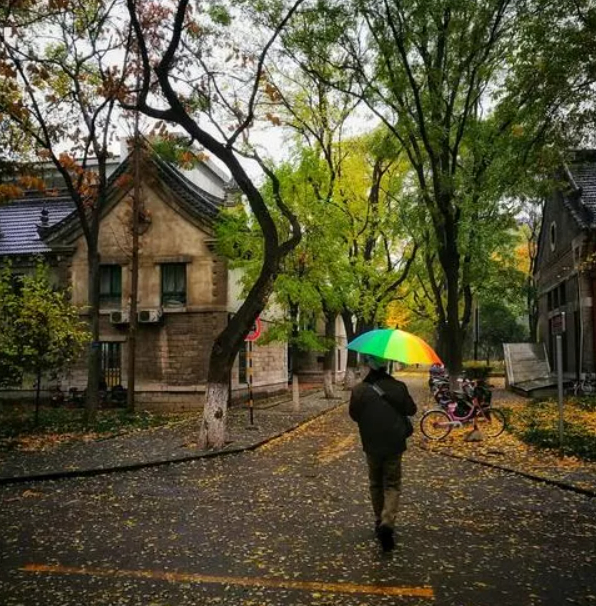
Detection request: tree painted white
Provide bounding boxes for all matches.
[323,369,335,399]
[199,382,228,449]
[344,367,358,390]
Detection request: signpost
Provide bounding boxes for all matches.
[553,312,566,453]
[245,317,261,427]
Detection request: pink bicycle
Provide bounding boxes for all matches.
[420,380,506,440]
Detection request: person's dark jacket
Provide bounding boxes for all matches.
[349,368,417,457]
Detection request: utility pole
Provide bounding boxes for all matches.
[127,108,141,413]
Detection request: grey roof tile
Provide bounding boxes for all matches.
[569,162,596,224]
[0,157,224,255]
[0,195,75,256]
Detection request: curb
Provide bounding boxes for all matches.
[417,443,596,498]
[0,400,347,487]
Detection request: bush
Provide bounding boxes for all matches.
[463,362,492,380]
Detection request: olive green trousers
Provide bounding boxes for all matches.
[365,452,403,529]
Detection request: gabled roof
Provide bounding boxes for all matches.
[0,154,226,256]
[0,193,74,256]
[560,150,596,229]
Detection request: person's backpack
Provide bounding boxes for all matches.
[370,381,414,437]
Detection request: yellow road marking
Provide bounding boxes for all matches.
[21,564,434,598]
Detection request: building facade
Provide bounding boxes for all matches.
[534,150,596,379]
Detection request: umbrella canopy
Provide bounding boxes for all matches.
[347,328,442,365]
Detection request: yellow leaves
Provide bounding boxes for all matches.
[18,175,45,191]
[385,300,412,330]
[265,112,282,127]
[0,183,23,202]
[115,173,134,191]
[21,489,44,498]
[0,60,17,79]
[511,124,525,137]
[263,82,281,103]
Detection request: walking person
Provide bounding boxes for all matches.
[349,354,417,552]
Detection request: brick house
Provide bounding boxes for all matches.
[0,153,289,410]
[534,149,596,380]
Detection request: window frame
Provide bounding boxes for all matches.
[161,262,187,308]
[99,264,122,309]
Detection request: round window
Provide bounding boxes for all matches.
[549,222,557,252]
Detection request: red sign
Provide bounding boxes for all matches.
[245,317,262,342]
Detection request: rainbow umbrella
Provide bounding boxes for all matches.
[347,328,442,365]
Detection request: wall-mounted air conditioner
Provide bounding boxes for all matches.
[138,309,163,324]
[109,310,130,325]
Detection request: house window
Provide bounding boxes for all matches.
[549,222,557,251]
[100,342,122,388]
[99,265,122,308]
[547,291,553,312]
[161,263,187,307]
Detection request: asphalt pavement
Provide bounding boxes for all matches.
[0,385,595,606]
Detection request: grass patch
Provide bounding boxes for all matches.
[507,398,596,461]
[0,403,184,451]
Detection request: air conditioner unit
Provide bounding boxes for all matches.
[138,309,163,324]
[110,310,130,325]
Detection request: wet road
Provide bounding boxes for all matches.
[1,405,595,605]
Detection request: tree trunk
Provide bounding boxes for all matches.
[323,310,336,399]
[84,243,101,427]
[198,381,229,450]
[127,131,142,414]
[341,310,358,389]
[199,278,276,449]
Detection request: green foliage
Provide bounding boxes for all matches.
[463,360,505,377]
[150,135,206,168]
[0,263,89,387]
[0,265,21,386]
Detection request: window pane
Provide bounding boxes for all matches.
[162,263,186,306]
[99,265,121,308]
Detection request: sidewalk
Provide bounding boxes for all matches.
[0,389,348,485]
[1,379,595,498]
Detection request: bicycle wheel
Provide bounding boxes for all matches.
[573,381,582,396]
[475,408,506,438]
[420,409,452,440]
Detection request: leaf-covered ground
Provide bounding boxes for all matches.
[1,401,595,606]
[406,376,596,494]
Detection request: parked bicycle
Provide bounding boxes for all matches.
[572,373,596,396]
[420,377,506,440]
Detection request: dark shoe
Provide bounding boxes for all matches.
[378,524,395,552]
[374,520,382,537]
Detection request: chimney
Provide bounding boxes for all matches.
[37,206,50,237]
[223,180,241,207]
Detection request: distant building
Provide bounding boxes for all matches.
[534,149,596,380]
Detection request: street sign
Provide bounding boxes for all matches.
[552,312,566,335]
[245,317,262,342]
